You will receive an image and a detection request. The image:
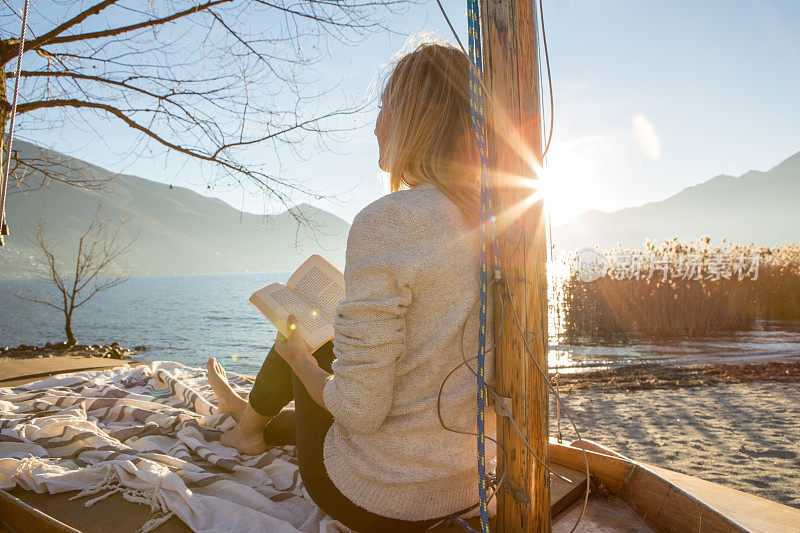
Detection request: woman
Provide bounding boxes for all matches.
[206,41,497,532]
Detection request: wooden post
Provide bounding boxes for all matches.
[480,0,551,531]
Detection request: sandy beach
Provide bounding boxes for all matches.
[549,364,800,509]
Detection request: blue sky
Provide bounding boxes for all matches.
[18,0,800,225]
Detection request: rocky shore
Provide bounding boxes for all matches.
[0,341,145,360]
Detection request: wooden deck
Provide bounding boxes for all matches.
[0,356,142,387]
[0,472,591,533]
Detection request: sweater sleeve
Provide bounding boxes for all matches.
[322,201,419,435]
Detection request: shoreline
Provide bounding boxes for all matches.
[3,341,798,384]
[1,341,143,361]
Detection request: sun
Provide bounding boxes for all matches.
[526,156,587,218]
[487,137,606,230]
[488,166,547,230]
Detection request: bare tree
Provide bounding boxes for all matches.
[0,1,405,220]
[13,205,137,345]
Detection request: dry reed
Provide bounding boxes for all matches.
[554,237,800,341]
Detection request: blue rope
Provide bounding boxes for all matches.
[467,1,500,532]
[436,3,500,532]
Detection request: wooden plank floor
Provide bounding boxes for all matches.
[0,356,142,387]
[2,466,586,533]
[553,494,654,532]
[430,464,587,531]
[0,361,589,532]
[2,488,190,533]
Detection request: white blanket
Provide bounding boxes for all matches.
[0,361,350,533]
[0,361,494,532]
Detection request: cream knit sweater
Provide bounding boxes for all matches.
[322,181,498,521]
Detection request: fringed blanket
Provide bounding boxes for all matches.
[0,361,350,533]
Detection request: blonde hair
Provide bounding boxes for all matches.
[382,41,480,228]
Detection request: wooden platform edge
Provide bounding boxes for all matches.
[0,357,148,389]
[550,441,799,533]
[0,489,80,533]
[0,366,131,386]
[639,462,800,533]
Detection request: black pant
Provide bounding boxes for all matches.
[248,341,473,532]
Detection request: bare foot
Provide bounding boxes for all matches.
[206,357,248,421]
[220,426,267,455]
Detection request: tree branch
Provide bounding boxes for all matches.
[20,0,122,52]
[16,98,364,207]
[29,1,232,49]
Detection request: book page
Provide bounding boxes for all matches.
[286,254,345,322]
[249,283,333,351]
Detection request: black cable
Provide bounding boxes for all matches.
[539,0,555,159]
[436,0,555,162]
[435,0,467,56]
[502,225,590,531]
[435,278,509,511]
[436,276,575,508]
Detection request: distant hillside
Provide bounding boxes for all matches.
[0,141,350,279]
[553,150,800,249]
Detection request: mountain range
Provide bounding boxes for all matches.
[0,140,350,279]
[552,150,800,250]
[0,141,797,279]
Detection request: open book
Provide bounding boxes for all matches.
[249,254,345,352]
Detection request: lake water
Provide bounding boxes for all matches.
[2,273,799,376]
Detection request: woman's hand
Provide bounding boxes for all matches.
[274,314,317,369]
[274,314,331,412]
